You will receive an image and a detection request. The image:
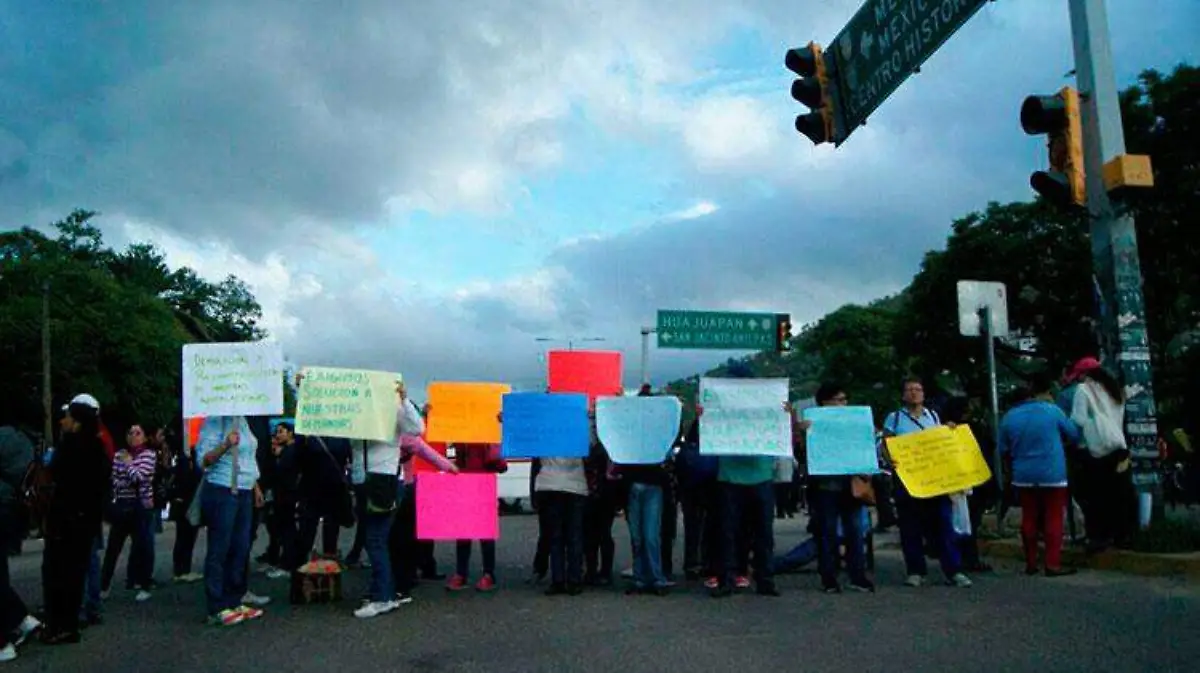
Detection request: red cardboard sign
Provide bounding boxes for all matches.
[547,350,623,403]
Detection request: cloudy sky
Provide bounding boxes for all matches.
[3,0,1197,395]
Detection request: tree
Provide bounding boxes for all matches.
[0,210,270,434]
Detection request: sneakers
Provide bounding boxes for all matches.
[134,590,152,603]
[0,644,15,662]
[354,600,399,619]
[241,591,271,606]
[210,609,245,627]
[949,573,973,588]
[475,574,496,592]
[904,575,925,588]
[173,573,203,583]
[848,579,876,593]
[822,580,842,594]
[734,576,751,589]
[703,576,719,590]
[445,574,468,591]
[13,615,41,646]
[395,592,414,605]
[266,568,290,580]
[237,605,265,621]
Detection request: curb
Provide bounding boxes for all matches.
[979,538,1200,578]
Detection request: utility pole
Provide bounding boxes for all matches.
[639,327,655,386]
[1068,0,1160,517]
[41,280,52,443]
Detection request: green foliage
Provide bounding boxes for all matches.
[665,64,1200,430]
[0,210,268,435]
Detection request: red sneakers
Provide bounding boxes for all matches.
[475,574,496,592]
[445,574,468,591]
[735,576,751,589]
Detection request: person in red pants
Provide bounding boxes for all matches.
[999,374,1083,576]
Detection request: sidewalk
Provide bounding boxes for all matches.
[978,538,1200,578]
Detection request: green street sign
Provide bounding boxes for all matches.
[828,0,989,141]
[656,310,777,350]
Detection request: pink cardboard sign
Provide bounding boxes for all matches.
[416,472,499,541]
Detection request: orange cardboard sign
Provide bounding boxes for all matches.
[425,382,510,443]
[547,350,623,403]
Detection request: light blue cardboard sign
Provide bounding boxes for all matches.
[803,406,880,476]
[595,396,682,465]
[501,392,590,458]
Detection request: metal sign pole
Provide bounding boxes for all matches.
[981,306,1006,531]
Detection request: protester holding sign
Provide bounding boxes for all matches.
[796,384,875,594]
[700,363,783,598]
[882,378,972,589]
[446,444,507,593]
[196,416,268,627]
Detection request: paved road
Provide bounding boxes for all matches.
[6,514,1199,672]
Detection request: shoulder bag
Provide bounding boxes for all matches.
[362,442,398,514]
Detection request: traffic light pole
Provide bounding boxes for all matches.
[1068,0,1161,517]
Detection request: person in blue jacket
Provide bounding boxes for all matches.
[1000,373,1082,576]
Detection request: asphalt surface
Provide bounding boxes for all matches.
[5,513,1199,672]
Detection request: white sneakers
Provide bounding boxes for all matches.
[904,573,972,588]
[2,616,42,662]
[13,616,40,647]
[266,568,290,580]
[354,600,400,619]
[241,591,271,606]
[135,590,152,603]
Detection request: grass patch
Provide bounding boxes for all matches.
[1130,517,1200,554]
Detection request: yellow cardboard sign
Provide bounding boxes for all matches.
[426,382,511,444]
[885,425,992,498]
[295,367,400,442]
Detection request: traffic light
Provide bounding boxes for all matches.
[1020,86,1085,207]
[775,314,793,353]
[785,42,834,145]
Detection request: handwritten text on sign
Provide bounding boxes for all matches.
[295,367,399,442]
[500,392,590,458]
[595,396,682,464]
[426,382,510,444]
[698,378,791,457]
[182,342,284,418]
[885,424,992,498]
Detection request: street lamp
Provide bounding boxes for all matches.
[534,336,606,351]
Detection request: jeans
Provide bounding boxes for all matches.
[895,482,961,578]
[541,491,585,586]
[41,517,94,635]
[660,486,677,579]
[173,518,200,576]
[82,534,102,618]
[296,496,342,563]
[101,502,155,591]
[201,487,255,616]
[270,497,299,570]
[389,484,417,594]
[456,540,496,578]
[531,492,551,577]
[681,481,721,575]
[0,518,29,647]
[814,489,867,585]
[775,537,819,572]
[720,481,775,590]
[364,511,396,602]
[1020,487,1069,571]
[347,484,368,561]
[583,489,617,582]
[627,483,667,589]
